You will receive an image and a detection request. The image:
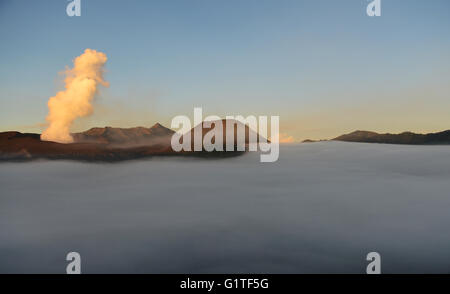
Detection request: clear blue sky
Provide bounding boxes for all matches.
[1,0,449,140]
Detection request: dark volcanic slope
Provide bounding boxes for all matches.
[0,131,173,161]
[334,130,450,145]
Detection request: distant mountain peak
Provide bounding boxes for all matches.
[151,123,164,128]
[72,123,174,146]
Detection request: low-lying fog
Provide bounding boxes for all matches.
[1,142,450,273]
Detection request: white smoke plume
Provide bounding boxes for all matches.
[41,49,109,143]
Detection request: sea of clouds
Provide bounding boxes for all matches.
[1,142,450,273]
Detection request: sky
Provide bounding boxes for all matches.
[0,0,449,141]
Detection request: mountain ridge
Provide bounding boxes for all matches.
[333,129,450,145]
[2,124,450,162]
[0,121,249,161]
[72,123,174,146]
